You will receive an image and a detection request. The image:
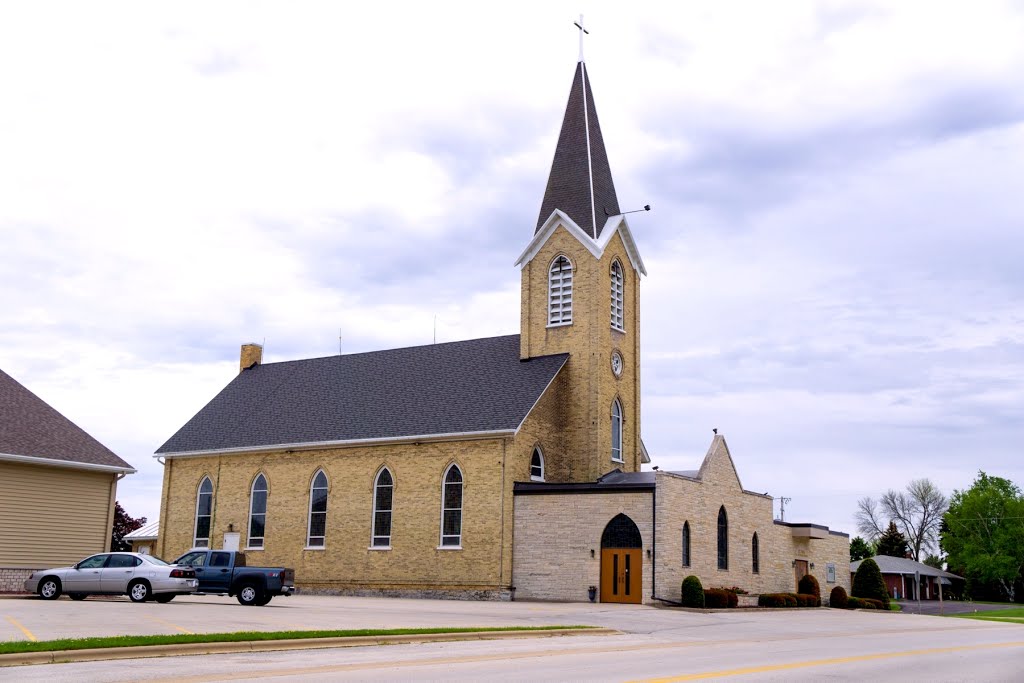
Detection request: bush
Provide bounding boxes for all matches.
[864,598,886,610]
[829,586,848,609]
[847,596,881,609]
[704,588,738,608]
[852,558,890,609]
[758,593,799,608]
[795,593,820,607]
[797,573,820,599]
[681,575,705,608]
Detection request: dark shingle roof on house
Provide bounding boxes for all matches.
[0,367,134,471]
[157,335,568,455]
[852,555,962,580]
[536,61,620,239]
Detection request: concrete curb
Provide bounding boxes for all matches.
[0,627,619,667]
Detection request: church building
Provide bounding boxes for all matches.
[155,45,849,604]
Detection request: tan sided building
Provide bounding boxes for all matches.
[155,51,849,603]
[0,368,135,592]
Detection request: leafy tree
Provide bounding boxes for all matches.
[852,557,890,608]
[876,521,909,558]
[110,501,147,552]
[942,471,1024,602]
[849,536,874,562]
[856,478,947,561]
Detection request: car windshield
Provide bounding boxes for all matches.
[138,555,170,566]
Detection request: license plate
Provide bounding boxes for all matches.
[187,580,198,587]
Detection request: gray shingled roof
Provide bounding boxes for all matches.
[852,555,962,580]
[0,367,134,471]
[158,335,568,455]
[536,61,620,239]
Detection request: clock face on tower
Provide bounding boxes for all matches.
[611,351,623,377]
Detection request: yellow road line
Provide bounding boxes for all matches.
[635,641,1024,682]
[4,615,38,642]
[144,614,194,635]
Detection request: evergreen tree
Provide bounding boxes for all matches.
[852,557,890,608]
[876,521,909,558]
[849,536,874,562]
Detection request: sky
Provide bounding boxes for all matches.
[2,1,1023,545]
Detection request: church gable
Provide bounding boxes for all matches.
[696,435,744,493]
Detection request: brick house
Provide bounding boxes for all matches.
[155,50,849,602]
[0,368,135,592]
[852,555,962,601]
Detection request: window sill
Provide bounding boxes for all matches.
[530,475,545,482]
[610,326,625,334]
[611,458,624,464]
[303,546,325,551]
[243,547,264,551]
[436,545,463,551]
[546,322,572,329]
[368,545,392,551]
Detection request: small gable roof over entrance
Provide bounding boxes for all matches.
[0,367,134,472]
[158,335,568,456]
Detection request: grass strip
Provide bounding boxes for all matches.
[0,625,593,655]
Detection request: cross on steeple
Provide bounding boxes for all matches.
[574,14,589,63]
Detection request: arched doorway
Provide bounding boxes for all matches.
[600,513,642,603]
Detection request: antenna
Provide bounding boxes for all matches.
[777,496,792,522]
[338,328,342,355]
[433,315,437,344]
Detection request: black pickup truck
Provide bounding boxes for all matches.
[173,550,295,606]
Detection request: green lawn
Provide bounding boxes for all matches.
[0,625,595,655]
[948,607,1024,624]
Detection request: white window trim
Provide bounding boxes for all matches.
[439,463,463,548]
[247,473,268,550]
[370,467,394,549]
[547,255,573,326]
[611,399,624,463]
[307,469,328,548]
[610,259,625,332]
[530,447,545,482]
[193,477,213,548]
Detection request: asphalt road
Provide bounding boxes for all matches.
[2,595,1022,681]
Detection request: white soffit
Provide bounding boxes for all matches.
[514,209,647,276]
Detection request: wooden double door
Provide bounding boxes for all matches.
[600,548,642,603]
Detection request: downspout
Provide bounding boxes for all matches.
[651,479,656,601]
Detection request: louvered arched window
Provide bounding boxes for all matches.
[610,260,624,331]
[440,464,463,547]
[611,399,623,463]
[247,474,268,549]
[307,470,328,548]
[194,477,213,548]
[548,255,573,325]
[372,468,394,547]
[718,506,729,570]
[530,447,545,481]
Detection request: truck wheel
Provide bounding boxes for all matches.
[237,584,264,606]
[128,580,152,603]
[255,595,273,606]
[39,577,62,600]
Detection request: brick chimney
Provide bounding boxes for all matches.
[240,343,263,373]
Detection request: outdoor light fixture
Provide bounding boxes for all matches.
[791,560,797,567]
[810,563,815,569]
[590,549,595,558]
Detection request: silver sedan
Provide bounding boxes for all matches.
[24,552,198,603]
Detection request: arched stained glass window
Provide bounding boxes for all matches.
[307,470,328,548]
[548,255,573,325]
[611,399,623,463]
[194,477,213,548]
[610,260,624,331]
[752,532,760,574]
[718,506,729,570]
[372,468,394,547]
[441,464,463,547]
[682,521,691,567]
[248,474,268,549]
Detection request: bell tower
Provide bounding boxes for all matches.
[515,35,648,481]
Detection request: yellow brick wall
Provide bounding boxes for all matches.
[518,224,642,480]
[157,437,520,595]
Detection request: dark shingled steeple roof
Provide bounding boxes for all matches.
[157,335,568,455]
[536,61,620,239]
[0,367,134,471]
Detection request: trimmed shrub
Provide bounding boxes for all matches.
[864,598,886,610]
[852,558,890,609]
[847,596,877,609]
[829,586,848,609]
[681,575,705,608]
[758,593,789,607]
[783,593,798,607]
[704,588,731,608]
[795,593,820,607]
[797,573,820,599]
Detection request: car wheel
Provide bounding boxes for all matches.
[39,577,62,600]
[155,594,175,604]
[128,580,151,603]
[69,593,88,601]
[237,584,264,606]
